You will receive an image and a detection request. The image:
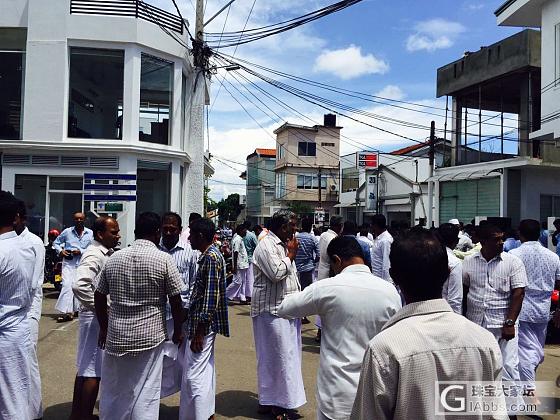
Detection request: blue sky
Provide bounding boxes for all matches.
[154,0,521,200]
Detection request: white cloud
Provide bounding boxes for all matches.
[374,85,405,101]
[463,2,485,11]
[313,45,389,80]
[406,18,466,53]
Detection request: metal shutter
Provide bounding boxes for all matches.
[439,177,500,224]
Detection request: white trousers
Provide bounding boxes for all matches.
[28,317,42,419]
[55,262,78,314]
[518,321,547,389]
[161,318,183,398]
[484,324,521,383]
[76,312,103,378]
[179,333,216,420]
[100,344,165,420]
[226,268,251,302]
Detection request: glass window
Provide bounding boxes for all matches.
[136,161,171,216]
[14,175,47,239]
[68,48,124,139]
[49,177,83,190]
[298,142,316,156]
[0,51,24,140]
[49,192,83,233]
[139,54,173,145]
[556,23,560,87]
[297,173,326,189]
[181,73,187,150]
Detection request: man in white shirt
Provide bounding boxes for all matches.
[252,210,306,419]
[226,224,251,304]
[278,236,401,420]
[509,219,560,392]
[351,229,507,420]
[370,214,393,282]
[463,223,527,387]
[0,191,36,420]
[14,199,46,420]
[436,223,463,314]
[317,216,344,280]
[70,216,120,420]
[356,223,374,243]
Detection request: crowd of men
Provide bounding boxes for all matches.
[1,186,560,420]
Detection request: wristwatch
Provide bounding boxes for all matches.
[504,319,515,327]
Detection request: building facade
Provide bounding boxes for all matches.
[0,0,206,244]
[274,114,340,221]
[245,148,277,226]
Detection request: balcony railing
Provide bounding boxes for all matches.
[70,0,183,34]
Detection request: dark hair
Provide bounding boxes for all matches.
[519,219,540,242]
[359,223,370,234]
[269,210,296,232]
[93,216,112,239]
[329,216,344,227]
[254,224,263,234]
[189,212,202,224]
[437,223,460,248]
[163,212,182,228]
[464,224,475,236]
[301,217,313,233]
[342,220,358,236]
[477,223,502,241]
[15,199,27,220]
[190,218,216,242]
[0,191,18,228]
[236,224,247,235]
[243,220,252,230]
[390,229,449,300]
[327,236,365,262]
[371,214,387,229]
[135,212,161,238]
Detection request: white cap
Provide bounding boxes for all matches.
[448,218,460,225]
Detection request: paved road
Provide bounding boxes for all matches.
[38,284,560,419]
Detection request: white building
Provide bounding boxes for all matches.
[0,0,209,244]
[338,152,430,228]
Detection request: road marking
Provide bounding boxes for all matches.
[53,319,78,331]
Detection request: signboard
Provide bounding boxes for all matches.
[365,173,377,212]
[357,152,379,169]
[83,173,137,202]
[314,208,325,225]
[96,202,124,212]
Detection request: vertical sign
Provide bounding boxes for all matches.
[365,172,377,212]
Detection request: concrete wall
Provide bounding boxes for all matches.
[540,0,560,139]
[519,166,560,220]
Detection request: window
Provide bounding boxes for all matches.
[277,144,285,159]
[556,23,560,87]
[297,174,326,189]
[68,48,124,139]
[342,168,359,192]
[139,54,173,145]
[298,141,316,156]
[540,194,560,223]
[136,160,171,216]
[0,29,26,140]
[14,175,47,239]
[275,172,286,199]
[321,142,335,147]
[181,73,187,150]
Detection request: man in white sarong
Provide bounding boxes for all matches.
[510,219,560,393]
[226,224,251,304]
[179,218,230,420]
[159,212,198,398]
[70,216,120,420]
[95,212,185,420]
[54,212,93,321]
[0,191,36,420]
[14,199,46,420]
[279,236,402,420]
[251,210,306,419]
[243,221,258,301]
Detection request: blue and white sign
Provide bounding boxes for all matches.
[83,173,137,202]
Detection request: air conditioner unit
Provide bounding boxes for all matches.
[327,180,338,192]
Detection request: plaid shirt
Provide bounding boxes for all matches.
[187,244,230,339]
[96,239,183,356]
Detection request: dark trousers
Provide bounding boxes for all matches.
[298,270,313,290]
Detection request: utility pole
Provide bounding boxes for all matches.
[193,0,205,68]
[427,121,435,228]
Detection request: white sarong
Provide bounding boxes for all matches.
[226,268,250,302]
[518,321,547,389]
[76,311,103,377]
[252,313,306,409]
[0,320,31,420]
[100,343,165,420]
[55,261,79,314]
[28,317,43,419]
[179,333,217,420]
[160,318,183,398]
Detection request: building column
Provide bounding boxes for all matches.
[451,97,462,166]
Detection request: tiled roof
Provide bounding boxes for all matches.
[255,148,276,157]
[390,141,429,155]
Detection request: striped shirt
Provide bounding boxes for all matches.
[187,244,230,338]
[295,231,319,273]
[96,239,184,356]
[160,238,199,311]
[462,251,527,328]
[510,241,560,323]
[251,231,300,317]
[20,227,46,321]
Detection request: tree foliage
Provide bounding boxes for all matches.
[217,193,243,223]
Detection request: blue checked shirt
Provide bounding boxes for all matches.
[295,231,320,273]
[187,244,230,338]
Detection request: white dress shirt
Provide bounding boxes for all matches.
[510,241,560,323]
[20,227,46,321]
[371,230,393,281]
[317,229,338,280]
[251,231,300,317]
[443,247,463,314]
[462,251,527,328]
[73,240,113,312]
[278,264,401,419]
[231,234,249,270]
[351,299,508,420]
[160,238,199,311]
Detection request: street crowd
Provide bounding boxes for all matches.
[1,187,560,420]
